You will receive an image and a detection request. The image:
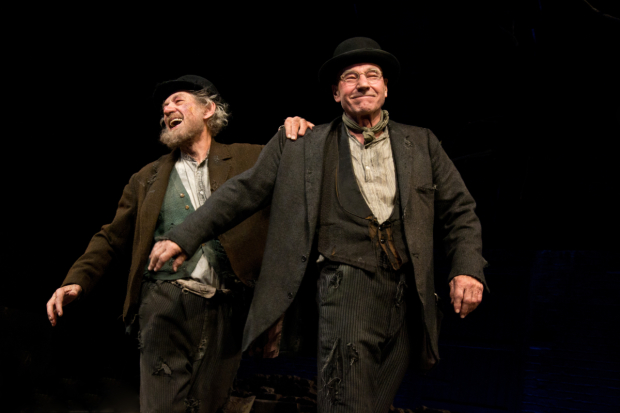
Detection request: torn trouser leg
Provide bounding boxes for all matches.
[138,280,244,413]
[316,262,411,413]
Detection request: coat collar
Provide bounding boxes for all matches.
[209,139,232,162]
[388,120,413,212]
[208,140,232,191]
[304,118,415,231]
[138,138,232,246]
[149,149,178,193]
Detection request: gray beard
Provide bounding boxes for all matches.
[159,120,205,150]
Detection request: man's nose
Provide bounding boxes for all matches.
[163,105,176,115]
[357,74,370,88]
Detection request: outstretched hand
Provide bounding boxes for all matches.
[46,284,83,326]
[148,240,188,272]
[449,275,483,318]
[283,117,315,140]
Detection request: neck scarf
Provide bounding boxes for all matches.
[342,110,390,145]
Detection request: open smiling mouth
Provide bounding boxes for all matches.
[169,118,183,129]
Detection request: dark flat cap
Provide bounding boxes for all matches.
[153,75,219,106]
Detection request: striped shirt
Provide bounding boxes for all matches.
[347,127,397,224]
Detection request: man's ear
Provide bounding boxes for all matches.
[332,85,341,103]
[384,78,388,97]
[203,101,217,120]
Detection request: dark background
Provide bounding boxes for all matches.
[2,1,619,412]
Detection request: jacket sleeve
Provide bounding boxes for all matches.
[167,131,286,256]
[61,174,138,296]
[428,129,489,290]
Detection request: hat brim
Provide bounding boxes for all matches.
[318,49,400,85]
[153,80,217,107]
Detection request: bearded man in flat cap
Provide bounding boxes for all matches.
[46,75,312,413]
[150,38,488,412]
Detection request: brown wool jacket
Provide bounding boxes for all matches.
[61,141,269,323]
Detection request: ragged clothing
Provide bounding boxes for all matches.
[317,123,409,273]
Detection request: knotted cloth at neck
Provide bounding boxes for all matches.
[342,110,390,145]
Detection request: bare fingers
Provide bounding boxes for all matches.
[283,117,314,140]
[172,254,189,272]
[450,281,464,315]
[297,120,315,137]
[46,292,59,326]
[459,287,482,318]
[449,275,483,318]
[148,240,183,272]
[46,285,82,326]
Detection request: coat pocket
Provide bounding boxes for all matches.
[416,184,437,195]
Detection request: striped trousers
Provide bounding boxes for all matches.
[138,280,244,413]
[317,262,412,413]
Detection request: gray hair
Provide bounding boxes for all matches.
[190,88,230,136]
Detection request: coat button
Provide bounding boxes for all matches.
[185,205,190,210]
[287,292,294,299]
[380,239,386,244]
[301,255,307,262]
[180,193,185,198]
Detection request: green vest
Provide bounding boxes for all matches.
[144,168,233,281]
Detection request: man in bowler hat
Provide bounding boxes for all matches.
[46,75,312,413]
[150,38,488,412]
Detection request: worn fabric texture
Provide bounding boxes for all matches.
[59,141,268,411]
[147,167,206,281]
[61,141,269,322]
[317,123,409,273]
[317,262,411,412]
[166,118,488,371]
[346,127,396,224]
[139,280,245,413]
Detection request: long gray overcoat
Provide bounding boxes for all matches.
[168,119,488,369]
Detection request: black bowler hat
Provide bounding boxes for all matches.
[153,75,219,106]
[318,37,400,85]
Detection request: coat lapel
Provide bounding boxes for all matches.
[305,119,339,235]
[208,140,232,192]
[389,121,414,213]
[337,122,373,218]
[139,150,178,246]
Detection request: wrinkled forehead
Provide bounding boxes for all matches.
[162,91,194,108]
[338,62,383,76]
